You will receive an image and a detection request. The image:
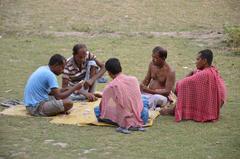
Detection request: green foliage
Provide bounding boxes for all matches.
[71,24,91,32]
[224,26,240,48]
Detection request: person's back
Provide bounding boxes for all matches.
[101,73,143,126]
[24,66,57,107]
[95,58,148,133]
[175,49,226,122]
[24,54,84,116]
[111,74,141,104]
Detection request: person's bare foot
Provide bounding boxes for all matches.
[160,107,174,116]
[59,111,71,115]
[94,92,102,98]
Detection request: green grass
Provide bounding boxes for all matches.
[0,0,240,159]
[1,0,240,33]
[0,103,239,159]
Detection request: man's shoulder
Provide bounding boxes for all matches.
[31,66,55,82]
[66,56,74,65]
[164,63,175,74]
[148,62,157,71]
[122,74,139,85]
[198,67,218,77]
[169,66,175,75]
[189,68,214,81]
[41,66,55,78]
[149,62,154,68]
[86,51,96,60]
[127,75,138,81]
[37,66,51,74]
[64,56,76,70]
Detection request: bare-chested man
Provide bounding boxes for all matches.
[140,46,175,110]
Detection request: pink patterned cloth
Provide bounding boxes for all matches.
[175,66,227,122]
[100,74,144,128]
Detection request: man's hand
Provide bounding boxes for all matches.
[84,79,94,89]
[140,83,147,92]
[75,80,85,90]
[94,92,102,98]
[85,92,97,102]
[60,87,71,92]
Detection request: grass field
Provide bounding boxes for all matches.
[0,1,240,159]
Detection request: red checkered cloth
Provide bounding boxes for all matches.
[175,66,227,122]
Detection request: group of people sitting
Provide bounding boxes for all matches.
[24,43,227,133]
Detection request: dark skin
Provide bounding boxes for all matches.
[49,61,84,112]
[161,53,212,115]
[186,53,210,77]
[140,52,175,96]
[62,47,106,101]
[195,54,210,70]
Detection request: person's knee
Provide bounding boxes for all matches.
[88,61,98,75]
[63,99,73,111]
[90,66,98,77]
[88,60,97,67]
[161,97,168,105]
[152,94,168,105]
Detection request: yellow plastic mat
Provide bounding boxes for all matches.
[0,99,160,127]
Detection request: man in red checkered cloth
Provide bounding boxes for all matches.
[174,49,227,122]
[160,49,226,122]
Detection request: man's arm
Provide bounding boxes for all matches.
[140,63,151,91]
[85,59,106,87]
[92,59,106,80]
[60,86,72,92]
[50,81,84,100]
[62,66,70,88]
[62,78,69,88]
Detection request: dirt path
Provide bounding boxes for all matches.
[43,30,225,47]
[44,30,223,38]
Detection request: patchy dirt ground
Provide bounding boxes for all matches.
[41,30,226,50]
[0,1,240,159]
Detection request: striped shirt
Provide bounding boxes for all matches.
[63,51,96,86]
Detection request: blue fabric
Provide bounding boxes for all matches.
[141,96,150,124]
[97,76,108,83]
[94,106,118,125]
[142,95,150,109]
[141,106,149,124]
[24,66,59,107]
[94,106,101,118]
[94,105,149,125]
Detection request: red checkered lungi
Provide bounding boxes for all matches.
[175,66,226,122]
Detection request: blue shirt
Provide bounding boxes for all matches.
[24,66,59,107]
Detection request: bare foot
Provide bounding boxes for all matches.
[160,108,174,116]
[94,92,102,98]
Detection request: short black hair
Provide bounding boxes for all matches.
[152,46,167,60]
[105,58,122,75]
[48,54,66,66]
[72,43,87,55]
[198,49,213,66]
